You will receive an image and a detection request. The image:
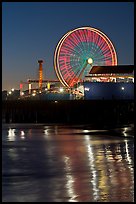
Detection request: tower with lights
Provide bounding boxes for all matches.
[38,60,43,90]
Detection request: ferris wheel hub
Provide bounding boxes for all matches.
[87,58,93,64]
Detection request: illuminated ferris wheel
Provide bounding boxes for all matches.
[54,27,117,88]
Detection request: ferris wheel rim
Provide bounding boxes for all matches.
[54,31,72,87]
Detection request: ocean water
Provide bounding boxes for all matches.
[2,123,134,202]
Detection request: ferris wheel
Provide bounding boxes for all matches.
[54,27,117,88]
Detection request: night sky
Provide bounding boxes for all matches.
[2,2,134,91]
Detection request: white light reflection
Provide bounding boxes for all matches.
[124,140,134,191]
[123,127,128,137]
[20,130,25,140]
[84,135,99,201]
[64,156,78,202]
[43,126,58,139]
[44,128,50,139]
[44,129,49,135]
[8,128,16,141]
[54,126,58,135]
[106,145,122,161]
[83,129,90,133]
[8,148,19,160]
[124,140,133,166]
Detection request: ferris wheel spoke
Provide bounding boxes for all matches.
[78,30,87,52]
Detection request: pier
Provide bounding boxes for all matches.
[2,100,134,125]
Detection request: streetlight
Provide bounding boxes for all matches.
[121,87,125,90]
[85,87,90,91]
[21,92,24,96]
[59,87,64,93]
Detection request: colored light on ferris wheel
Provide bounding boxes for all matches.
[54,26,117,88]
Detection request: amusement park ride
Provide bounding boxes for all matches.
[19,26,134,99]
[20,60,60,96]
[54,26,117,88]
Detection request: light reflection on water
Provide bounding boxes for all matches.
[64,156,78,202]
[2,124,134,202]
[84,135,99,201]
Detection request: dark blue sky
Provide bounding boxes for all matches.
[2,2,134,90]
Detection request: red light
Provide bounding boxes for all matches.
[20,83,23,89]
